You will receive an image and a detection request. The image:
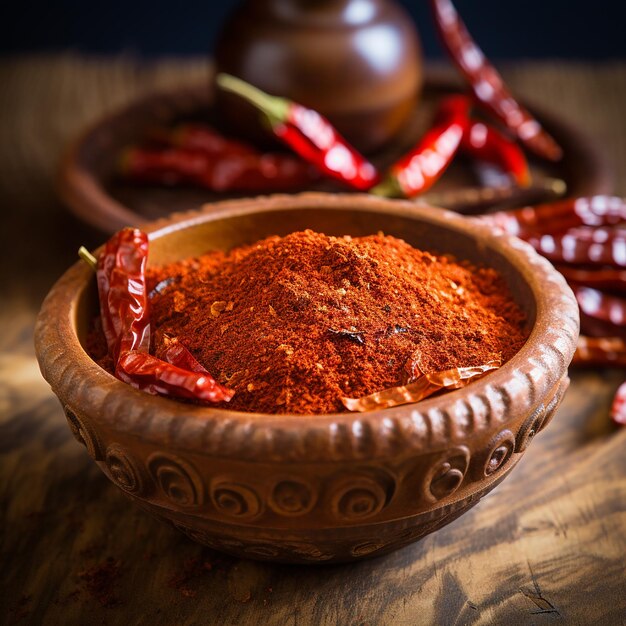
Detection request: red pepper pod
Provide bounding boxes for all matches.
[216,73,379,191]
[146,123,257,157]
[461,121,531,187]
[371,95,470,198]
[94,228,234,404]
[485,196,626,238]
[430,0,563,162]
[117,351,234,403]
[121,148,211,187]
[555,265,626,294]
[170,123,257,157]
[574,335,626,367]
[159,337,211,374]
[96,228,150,363]
[572,285,626,337]
[524,229,626,268]
[226,152,319,192]
[120,147,317,192]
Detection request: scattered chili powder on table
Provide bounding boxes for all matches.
[90,229,528,414]
[77,557,123,607]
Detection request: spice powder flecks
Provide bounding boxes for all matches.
[127,229,528,414]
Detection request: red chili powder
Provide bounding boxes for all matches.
[139,229,528,414]
[77,557,123,607]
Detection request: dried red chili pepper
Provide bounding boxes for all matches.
[484,197,626,415]
[572,285,626,339]
[461,120,531,187]
[555,265,626,294]
[93,228,233,403]
[429,0,562,161]
[574,335,626,367]
[342,359,500,412]
[485,203,626,268]
[153,123,257,157]
[216,73,379,191]
[565,225,626,240]
[120,146,317,193]
[523,229,626,268]
[158,336,211,374]
[116,351,233,402]
[371,95,470,198]
[96,228,151,363]
[579,312,625,340]
[491,196,626,238]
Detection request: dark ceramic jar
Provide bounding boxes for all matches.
[214,0,423,153]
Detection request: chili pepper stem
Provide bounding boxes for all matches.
[370,177,403,199]
[216,73,289,126]
[78,246,97,271]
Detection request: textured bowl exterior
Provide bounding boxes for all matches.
[35,193,579,563]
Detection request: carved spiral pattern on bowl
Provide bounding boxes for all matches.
[105,444,145,494]
[147,453,204,507]
[269,480,316,516]
[537,379,568,433]
[516,403,548,453]
[63,406,103,460]
[210,481,262,519]
[424,445,470,502]
[481,430,516,477]
[517,378,568,452]
[329,474,391,522]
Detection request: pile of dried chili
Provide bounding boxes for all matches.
[483,196,626,425]
[88,229,528,414]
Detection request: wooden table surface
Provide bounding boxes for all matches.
[1,57,626,626]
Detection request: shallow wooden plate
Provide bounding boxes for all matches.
[60,72,614,233]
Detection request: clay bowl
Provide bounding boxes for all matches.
[35,193,579,564]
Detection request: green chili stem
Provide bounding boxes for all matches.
[78,246,97,271]
[369,177,404,199]
[216,73,289,126]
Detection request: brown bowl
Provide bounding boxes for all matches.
[34,193,579,563]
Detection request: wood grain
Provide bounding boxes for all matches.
[2,354,625,624]
[1,56,626,625]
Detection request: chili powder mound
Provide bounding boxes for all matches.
[135,229,528,414]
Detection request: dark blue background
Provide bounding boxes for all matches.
[2,0,626,59]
